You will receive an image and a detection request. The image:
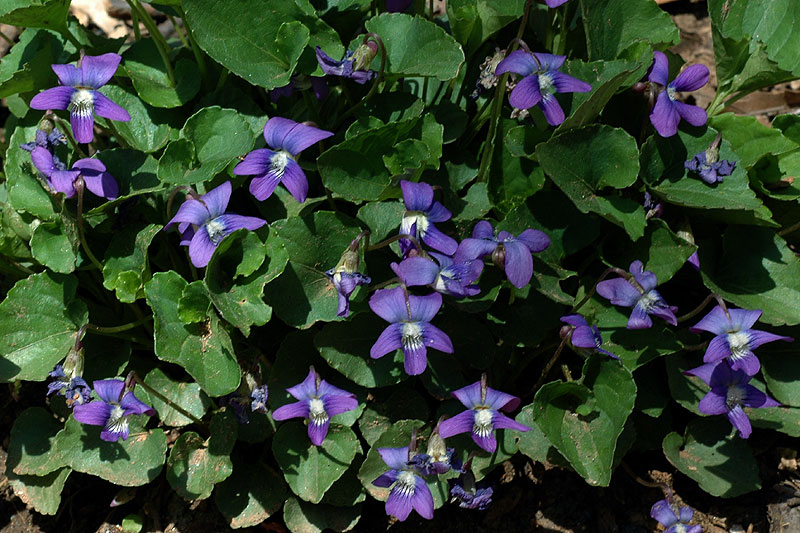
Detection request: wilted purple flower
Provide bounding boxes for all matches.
[31,147,118,199]
[369,287,453,375]
[250,385,268,413]
[315,43,377,85]
[392,252,483,298]
[399,180,458,256]
[73,379,155,442]
[165,181,266,268]
[21,124,66,153]
[30,53,130,143]
[686,360,780,439]
[272,368,358,446]
[472,48,506,99]
[691,306,792,376]
[561,314,617,359]
[270,75,329,102]
[650,499,702,533]
[644,191,663,219]
[648,51,709,137]
[596,260,677,330]
[438,376,530,453]
[373,446,434,521]
[233,117,332,203]
[495,50,591,126]
[685,151,735,185]
[48,365,91,407]
[450,460,493,510]
[455,220,549,289]
[325,234,371,317]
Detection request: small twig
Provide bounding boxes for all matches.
[85,316,152,334]
[533,336,568,391]
[676,293,716,323]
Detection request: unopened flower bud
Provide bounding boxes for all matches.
[632,81,647,93]
[62,343,85,381]
[491,244,506,270]
[352,40,378,72]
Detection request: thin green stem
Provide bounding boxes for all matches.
[676,293,716,324]
[134,373,206,428]
[86,316,152,334]
[131,8,142,40]
[705,87,732,117]
[58,26,83,50]
[76,179,104,272]
[166,14,190,48]
[125,0,176,86]
[177,7,208,81]
[778,218,800,237]
[533,336,568,392]
[333,34,386,128]
[555,4,570,56]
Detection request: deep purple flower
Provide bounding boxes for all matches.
[250,384,268,414]
[315,44,377,85]
[165,181,266,268]
[272,368,358,446]
[438,377,530,453]
[687,251,700,271]
[369,287,454,375]
[546,0,570,6]
[690,306,792,376]
[392,252,483,298]
[73,379,155,442]
[450,464,493,511]
[373,446,434,521]
[29,53,130,144]
[650,499,702,533]
[233,117,333,203]
[648,51,709,137]
[21,126,66,153]
[31,147,118,200]
[596,260,677,330]
[47,365,91,407]
[685,150,736,185]
[270,75,329,102]
[399,180,458,256]
[686,360,780,439]
[494,50,591,126]
[560,314,617,359]
[455,220,549,289]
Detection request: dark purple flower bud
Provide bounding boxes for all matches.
[399,180,458,256]
[369,287,454,375]
[495,51,592,126]
[690,305,792,376]
[233,117,333,203]
[373,446,434,521]
[164,181,266,268]
[650,499,702,533]
[73,379,155,442]
[438,375,530,453]
[596,260,677,330]
[560,314,618,359]
[647,51,709,137]
[455,220,549,289]
[29,53,130,143]
[272,367,358,446]
[270,75,329,102]
[315,46,376,85]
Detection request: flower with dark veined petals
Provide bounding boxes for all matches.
[369,287,454,375]
[392,252,483,298]
[690,305,792,376]
[686,360,780,439]
[29,53,130,144]
[650,499,702,533]
[48,365,91,407]
[325,234,371,317]
[644,191,663,219]
[31,147,118,199]
[438,376,530,453]
[596,260,677,330]
[494,50,591,126]
[373,446,434,521]
[73,379,155,442]
[165,181,266,268]
[272,367,358,446]
[647,51,709,137]
[399,180,458,256]
[560,314,618,359]
[233,117,333,203]
[685,151,735,185]
[455,220,549,289]
[315,44,377,85]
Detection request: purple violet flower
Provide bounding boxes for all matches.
[560,314,618,359]
[685,150,735,185]
[408,427,454,476]
[391,252,483,298]
[373,446,434,521]
[687,251,700,271]
[690,306,792,376]
[29,53,130,144]
[596,260,677,330]
[450,461,493,510]
[644,191,663,219]
[315,44,377,85]
[650,499,702,533]
[369,287,454,375]
[165,181,266,268]
[399,180,458,256]
[438,376,530,453]
[21,125,66,153]
[233,117,333,203]
[546,0,570,6]
[648,51,709,137]
[73,379,155,442]
[494,50,592,126]
[272,368,358,446]
[455,220,550,289]
[47,365,91,407]
[325,235,371,317]
[31,147,118,199]
[686,360,780,439]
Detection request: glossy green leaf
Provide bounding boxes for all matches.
[5,122,55,220]
[7,407,63,476]
[145,271,241,396]
[102,223,162,303]
[446,0,526,56]
[177,280,211,324]
[215,455,286,529]
[284,496,362,533]
[356,201,405,243]
[6,467,70,516]
[0,272,87,382]
[123,39,200,108]
[144,368,211,427]
[92,149,164,211]
[0,0,70,29]
[515,405,568,467]
[96,85,176,152]
[30,218,77,274]
[0,28,70,98]
[491,119,546,214]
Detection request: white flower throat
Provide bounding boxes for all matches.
[638,290,661,311]
[105,404,129,436]
[70,89,94,118]
[308,397,328,425]
[395,470,417,497]
[402,322,424,351]
[401,212,429,238]
[538,72,555,95]
[473,408,493,437]
[205,218,226,244]
[727,331,751,361]
[270,150,291,178]
[726,385,746,409]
